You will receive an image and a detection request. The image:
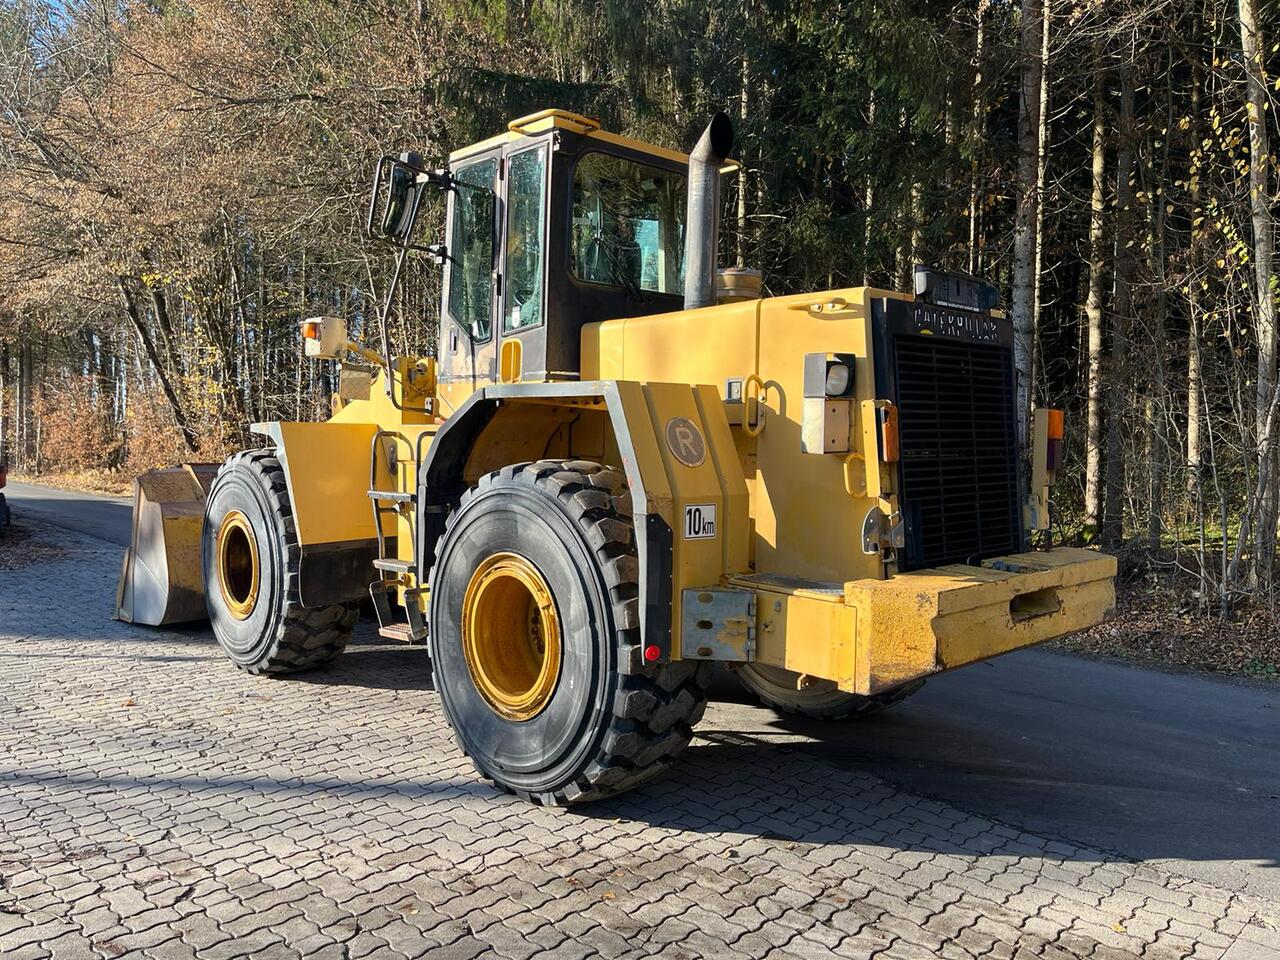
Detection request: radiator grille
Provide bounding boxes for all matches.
[893,334,1021,569]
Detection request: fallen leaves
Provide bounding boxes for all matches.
[1059,583,1280,681]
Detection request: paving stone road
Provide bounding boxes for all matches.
[1,523,1277,960]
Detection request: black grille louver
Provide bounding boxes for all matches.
[892,334,1022,570]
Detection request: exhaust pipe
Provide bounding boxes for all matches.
[684,113,735,310]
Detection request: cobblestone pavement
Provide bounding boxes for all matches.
[2,524,1277,960]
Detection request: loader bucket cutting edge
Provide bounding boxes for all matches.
[115,463,221,626]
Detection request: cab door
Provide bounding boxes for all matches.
[496,141,551,382]
[437,149,502,415]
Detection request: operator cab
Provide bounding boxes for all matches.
[438,110,706,400]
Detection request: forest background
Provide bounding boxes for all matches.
[1,0,1277,672]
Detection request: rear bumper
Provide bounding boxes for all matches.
[733,547,1116,696]
[847,547,1116,694]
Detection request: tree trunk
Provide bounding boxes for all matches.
[737,52,750,267]
[863,89,877,286]
[1103,62,1136,547]
[0,344,8,465]
[1143,50,1174,552]
[1083,55,1107,534]
[149,285,184,384]
[895,109,913,289]
[909,181,923,274]
[18,339,33,472]
[1186,52,1203,492]
[118,278,199,453]
[1011,0,1044,450]
[1238,0,1278,579]
[1030,0,1051,407]
[968,3,987,276]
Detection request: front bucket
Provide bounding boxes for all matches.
[115,463,221,625]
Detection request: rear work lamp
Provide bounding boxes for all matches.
[1025,407,1064,533]
[801,352,858,455]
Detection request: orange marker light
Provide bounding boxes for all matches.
[879,405,900,463]
[1045,409,1065,473]
[1046,408,1065,441]
[301,321,320,340]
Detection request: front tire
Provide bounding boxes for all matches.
[429,459,710,805]
[202,449,357,675]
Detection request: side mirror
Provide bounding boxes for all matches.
[367,152,449,247]
[382,162,417,238]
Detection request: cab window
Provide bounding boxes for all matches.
[504,146,548,332]
[447,157,498,341]
[571,153,685,296]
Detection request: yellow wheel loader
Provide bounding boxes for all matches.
[118,109,1115,804]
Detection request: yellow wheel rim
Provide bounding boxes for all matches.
[215,510,260,621]
[462,552,562,721]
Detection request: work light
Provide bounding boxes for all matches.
[825,363,851,397]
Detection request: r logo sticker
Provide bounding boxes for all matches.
[665,417,706,467]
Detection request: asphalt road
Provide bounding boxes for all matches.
[3,479,133,546]
[8,479,1280,903]
[741,655,1280,901]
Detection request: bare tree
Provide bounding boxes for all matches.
[1237,0,1277,581]
[1011,0,1045,447]
[1102,57,1135,547]
[1084,52,1107,534]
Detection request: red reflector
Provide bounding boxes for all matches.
[643,644,661,663]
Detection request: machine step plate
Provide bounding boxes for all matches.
[378,624,416,642]
[368,489,416,503]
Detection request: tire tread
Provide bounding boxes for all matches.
[441,458,709,805]
[212,449,356,676]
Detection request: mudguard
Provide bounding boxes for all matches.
[418,380,750,663]
[249,422,388,606]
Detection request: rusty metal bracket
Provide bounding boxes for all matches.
[679,588,756,661]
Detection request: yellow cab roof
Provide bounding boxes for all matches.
[448,109,739,174]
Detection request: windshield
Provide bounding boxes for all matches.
[447,157,498,341]
[571,153,685,296]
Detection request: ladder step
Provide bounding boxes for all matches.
[373,558,414,574]
[378,623,415,642]
[368,489,416,503]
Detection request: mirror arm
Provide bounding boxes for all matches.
[377,182,429,412]
[364,154,456,414]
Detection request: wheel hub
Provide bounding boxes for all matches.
[462,552,562,721]
[215,510,260,620]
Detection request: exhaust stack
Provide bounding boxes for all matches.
[683,113,735,310]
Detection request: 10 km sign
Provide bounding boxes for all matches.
[683,504,717,540]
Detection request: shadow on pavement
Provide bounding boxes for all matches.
[579,719,1280,879]
[7,584,1279,889]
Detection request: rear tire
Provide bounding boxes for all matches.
[736,663,925,720]
[202,449,357,675]
[429,459,710,805]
